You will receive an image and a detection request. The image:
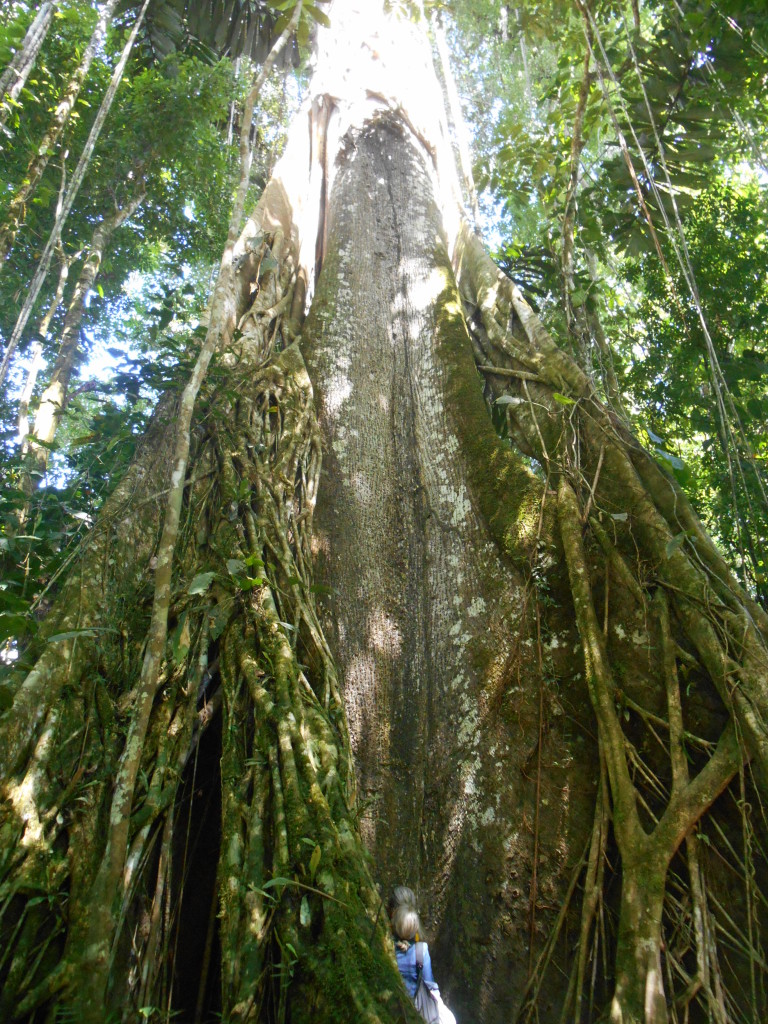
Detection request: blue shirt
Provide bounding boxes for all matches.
[395,941,439,998]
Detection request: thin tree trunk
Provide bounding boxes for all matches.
[17,341,45,443]
[560,16,625,413]
[560,43,593,363]
[611,858,668,1024]
[26,188,146,478]
[17,159,74,447]
[0,0,149,384]
[0,0,119,268]
[17,250,73,442]
[0,0,56,129]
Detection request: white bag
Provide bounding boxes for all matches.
[434,993,456,1024]
[413,943,457,1024]
[414,975,440,1023]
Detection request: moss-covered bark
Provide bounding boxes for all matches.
[453,217,768,1022]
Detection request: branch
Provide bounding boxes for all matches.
[656,720,744,857]
[476,363,543,382]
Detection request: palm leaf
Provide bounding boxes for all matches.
[119,0,299,64]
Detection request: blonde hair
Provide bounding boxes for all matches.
[388,886,416,916]
[392,904,421,942]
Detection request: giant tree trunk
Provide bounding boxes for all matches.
[303,111,550,1020]
[1,3,767,1024]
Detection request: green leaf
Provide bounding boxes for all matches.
[0,591,32,613]
[747,397,765,420]
[297,14,310,48]
[654,448,684,470]
[227,558,246,576]
[665,532,686,559]
[189,571,216,595]
[262,876,293,889]
[0,613,30,643]
[553,392,575,405]
[309,844,321,882]
[171,612,191,663]
[300,895,311,926]
[47,629,99,643]
[272,10,290,36]
[305,3,331,26]
[670,144,716,163]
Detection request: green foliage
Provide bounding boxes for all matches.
[618,175,768,598]
[447,0,768,601]
[131,0,329,65]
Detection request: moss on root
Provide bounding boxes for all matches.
[432,261,544,562]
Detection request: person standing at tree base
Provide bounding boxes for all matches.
[390,889,457,1024]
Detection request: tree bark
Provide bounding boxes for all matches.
[0,4,766,1024]
[0,0,56,130]
[26,189,145,476]
[0,0,118,269]
[25,190,144,479]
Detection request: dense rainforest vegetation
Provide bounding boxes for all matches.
[1,1,767,1022]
